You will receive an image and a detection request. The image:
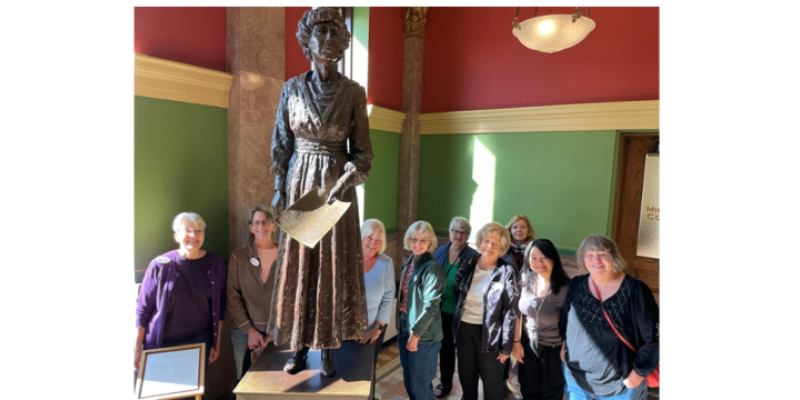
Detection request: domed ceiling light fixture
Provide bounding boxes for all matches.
[512,7,596,53]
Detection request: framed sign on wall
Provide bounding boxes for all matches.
[636,152,659,259]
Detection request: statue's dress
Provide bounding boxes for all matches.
[269,71,373,350]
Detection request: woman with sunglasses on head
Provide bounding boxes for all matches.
[396,220,445,400]
[511,239,571,400]
[431,216,479,398]
[227,205,278,381]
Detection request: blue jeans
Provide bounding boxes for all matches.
[398,312,442,400]
[231,327,265,380]
[563,362,647,400]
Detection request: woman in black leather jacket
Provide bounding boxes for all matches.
[452,222,520,400]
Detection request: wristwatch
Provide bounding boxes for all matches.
[376,324,386,332]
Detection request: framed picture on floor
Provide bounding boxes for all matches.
[134,343,205,400]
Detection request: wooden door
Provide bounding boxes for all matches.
[612,133,660,303]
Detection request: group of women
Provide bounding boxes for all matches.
[134,210,658,400]
[394,215,659,400]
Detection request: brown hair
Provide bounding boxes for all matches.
[247,205,275,243]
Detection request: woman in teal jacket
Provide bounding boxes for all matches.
[396,220,445,400]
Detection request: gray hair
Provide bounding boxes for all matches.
[172,212,207,233]
[449,216,472,234]
[474,222,512,255]
[576,235,627,273]
[361,218,387,254]
[296,7,352,62]
[403,220,438,254]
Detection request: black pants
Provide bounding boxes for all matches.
[438,311,456,387]
[456,322,505,400]
[518,331,564,400]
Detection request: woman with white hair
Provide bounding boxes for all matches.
[560,235,659,400]
[134,212,227,370]
[432,216,478,398]
[452,222,520,400]
[357,219,396,400]
[396,220,445,400]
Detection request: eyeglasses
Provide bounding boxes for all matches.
[364,238,383,245]
[251,220,272,226]
[179,229,204,236]
[450,229,468,237]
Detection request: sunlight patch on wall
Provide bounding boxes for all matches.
[351,7,369,93]
[356,184,366,227]
[469,137,495,237]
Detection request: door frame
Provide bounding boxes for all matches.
[611,132,660,297]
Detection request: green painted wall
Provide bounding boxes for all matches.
[353,7,369,50]
[134,96,229,283]
[364,129,400,232]
[418,131,618,252]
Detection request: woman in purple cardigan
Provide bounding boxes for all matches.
[134,212,227,370]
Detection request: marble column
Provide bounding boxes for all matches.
[228,7,285,250]
[397,7,427,236]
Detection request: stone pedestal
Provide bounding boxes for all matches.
[234,342,373,400]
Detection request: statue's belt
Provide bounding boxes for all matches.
[295,139,347,156]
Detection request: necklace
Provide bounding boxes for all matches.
[530,279,551,319]
[528,278,551,344]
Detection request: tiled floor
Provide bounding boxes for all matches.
[373,341,521,400]
[373,341,659,400]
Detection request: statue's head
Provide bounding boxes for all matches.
[296,7,351,63]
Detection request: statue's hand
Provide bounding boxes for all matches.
[327,182,348,205]
[272,191,286,214]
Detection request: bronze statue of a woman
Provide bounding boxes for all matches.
[269,7,372,377]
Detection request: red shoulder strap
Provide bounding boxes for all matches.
[590,278,636,353]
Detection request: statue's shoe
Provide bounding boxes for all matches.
[320,349,335,377]
[283,351,308,374]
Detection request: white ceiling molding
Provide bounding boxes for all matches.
[133,54,658,134]
[368,105,406,134]
[135,54,232,109]
[418,100,659,134]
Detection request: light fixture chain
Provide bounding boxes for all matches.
[572,7,582,23]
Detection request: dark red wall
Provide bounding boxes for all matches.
[421,7,659,113]
[134,7,311,80]
[285,7,312,80]
[134,7,227,72]
[368,7,405,111]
